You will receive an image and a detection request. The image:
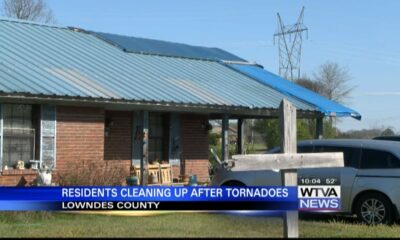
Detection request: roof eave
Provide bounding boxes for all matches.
[0,93,323,119]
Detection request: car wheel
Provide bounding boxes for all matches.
[355,192,394,225]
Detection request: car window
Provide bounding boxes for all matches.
[297,146,314,153]
[313,146,360,168]
[267,147,281,153]
[268,146,313,153]
[360,149,400,169]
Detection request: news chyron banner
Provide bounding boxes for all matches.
[0,187,297,211]
[0,180,341,212]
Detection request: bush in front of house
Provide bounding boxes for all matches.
[56,161,129,186]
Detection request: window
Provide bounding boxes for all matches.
[148,113,167,163]
[40,105,56,169]
[360,149,400,169]
[2,104,40,169]
[313,146,361,168]
[297,146,314,153]
[267,147,280,153]
[269,146,314,153]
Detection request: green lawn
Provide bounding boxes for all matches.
[0,212,399,238]
[244,143,268,154]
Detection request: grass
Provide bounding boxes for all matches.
[243,143,268,154]
[0,212,399,238]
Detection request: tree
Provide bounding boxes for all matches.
[381,127,395,137]
[295,77,324,94]
[313,61,354,104]
[337,126,396,139]
[1,0,55,24]
[254,119,280,150]
[208,132,220,146]
[252,118,337,150]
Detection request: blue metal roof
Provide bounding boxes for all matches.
[91,31,246,61]
[0,18,316,113]
[228,64,361,119]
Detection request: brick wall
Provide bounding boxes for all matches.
[181,114,210,182]
[56,106,105,172]
[0,170,37,186]
[54,107,130,185]
[104,111,132,170]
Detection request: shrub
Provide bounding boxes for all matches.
[56,161,129,186]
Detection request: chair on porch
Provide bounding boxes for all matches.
[134,163,185,186]
[159,164,172,185]
[135,164,161,185]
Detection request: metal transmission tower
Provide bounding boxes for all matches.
[274,7,308,81]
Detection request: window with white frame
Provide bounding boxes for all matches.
[40,105,56,169]
[2,104,40,169]
[0,104,56,171]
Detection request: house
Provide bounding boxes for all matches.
[210,122,238,144]
[0,18,361,186]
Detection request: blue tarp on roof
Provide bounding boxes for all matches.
[229,64,362,120]
[91,31,246,61]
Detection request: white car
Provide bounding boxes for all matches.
[210,139,400,225]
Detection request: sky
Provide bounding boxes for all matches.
[46,0,400,132]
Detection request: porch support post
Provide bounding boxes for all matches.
[221,114,229,161]
[168,113,181,181]
[140,110,149,186]
[237,118,244,154]
[279,99,298,238]
[316,117,324,139]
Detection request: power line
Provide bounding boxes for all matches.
[274,7,308,81]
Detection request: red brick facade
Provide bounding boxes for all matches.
[181,114,210,182]
[56,106,105,173]
[104,111,132,162]
[0,106,210,186]
[54,107,131,185]
[103,110,132,171]
[0,169,37,186]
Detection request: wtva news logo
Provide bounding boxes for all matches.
[298,180,341,211]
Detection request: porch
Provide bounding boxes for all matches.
[0,103,346,186]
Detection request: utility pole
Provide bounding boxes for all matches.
[274,7,308,81]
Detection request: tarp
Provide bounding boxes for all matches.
[229,64,361,120]
[92,31,246,61]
